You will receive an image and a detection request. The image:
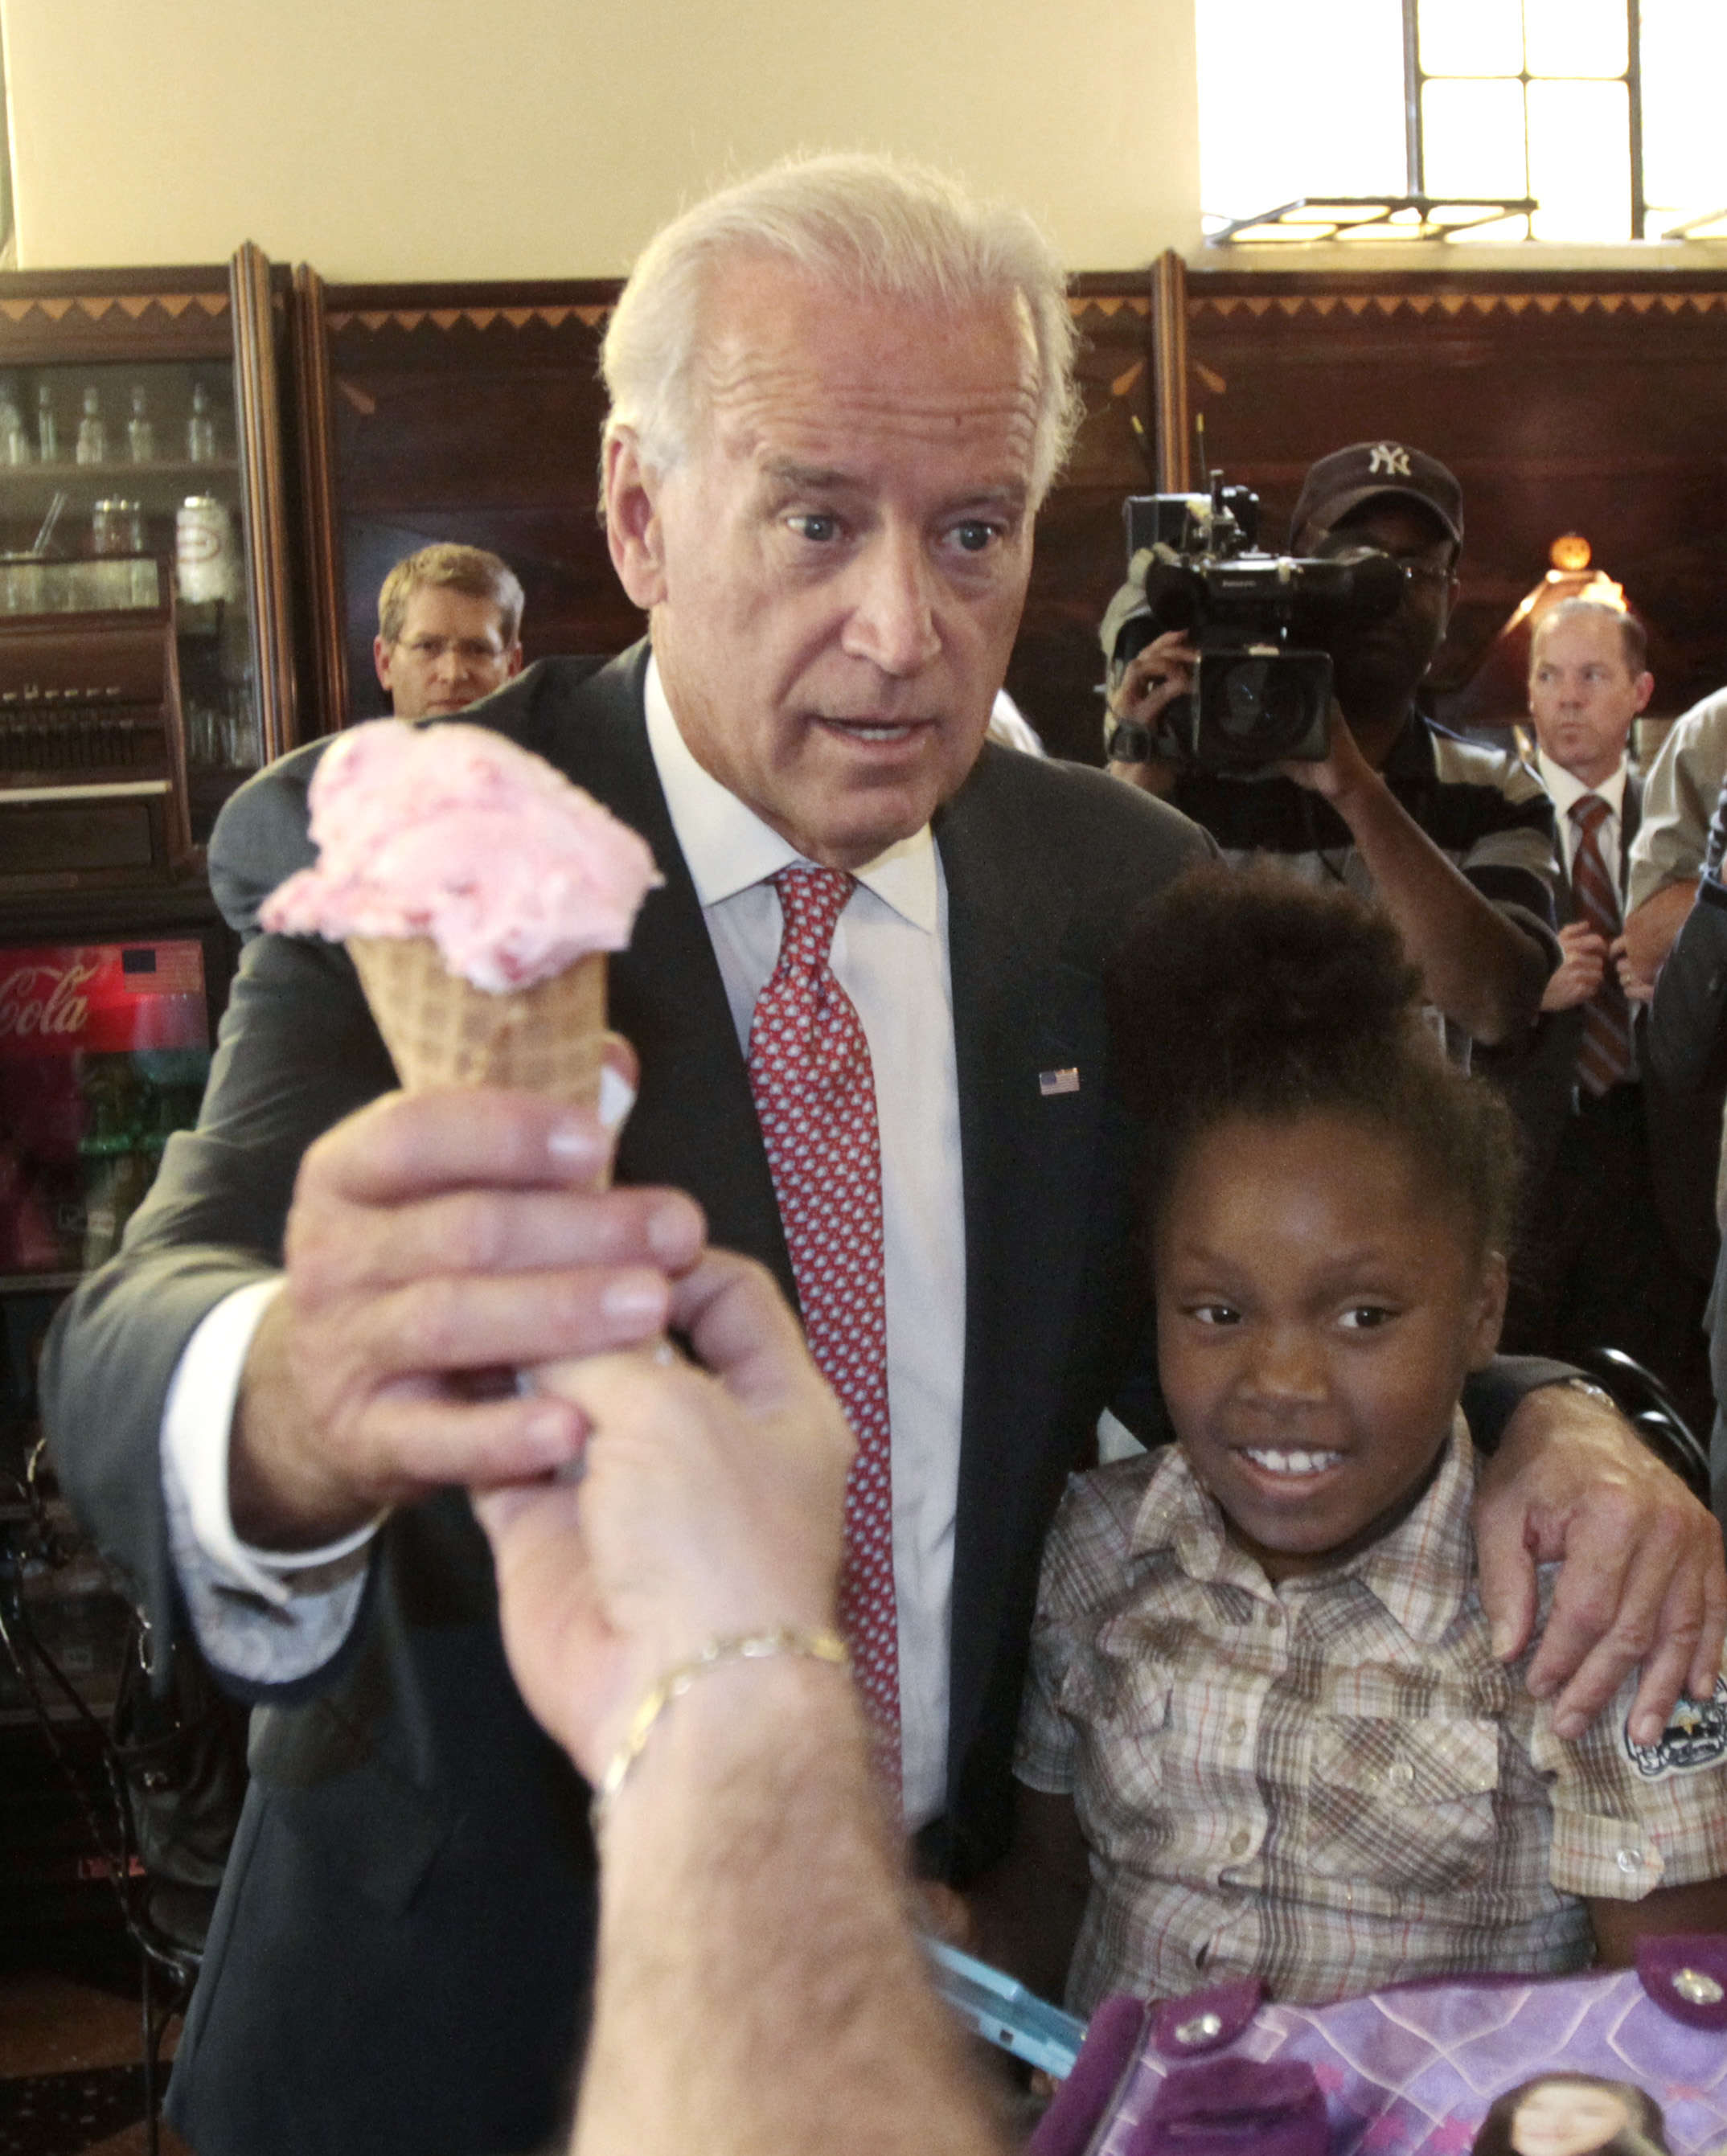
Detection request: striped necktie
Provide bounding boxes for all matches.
[1569,793,1633,1096]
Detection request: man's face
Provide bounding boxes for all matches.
[1314,501,1458,717]
[1528,610,1651,789]
[374,585,523,719]
[605,259,1040,869]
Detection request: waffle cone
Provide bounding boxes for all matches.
[347,936,608,1109]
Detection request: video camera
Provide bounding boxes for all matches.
[1101,473,1404,777]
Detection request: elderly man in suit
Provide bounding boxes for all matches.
[1511,598,1712,1429]
[41,158,1725,2156]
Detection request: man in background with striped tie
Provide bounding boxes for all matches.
[1519,596,1712,1429]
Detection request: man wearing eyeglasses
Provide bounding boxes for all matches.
[1105,441,1557,1055]
[374,542,526,719]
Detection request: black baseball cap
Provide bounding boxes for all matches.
[1290,441,1463,553]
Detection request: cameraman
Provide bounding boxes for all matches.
[1105,442,1557,1051]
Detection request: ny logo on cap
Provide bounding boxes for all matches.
[1368,442,1412,477]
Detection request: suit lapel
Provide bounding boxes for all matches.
[536,650,794,1305]
[936,752,1123,1806]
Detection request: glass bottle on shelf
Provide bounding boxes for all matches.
[0,391,30,465]
[76,386,107,465]
[187,383,217,463]
[36,383,59,463]
[78,1060,151,1272]
[92,498,146,553]
[127,383,155,463]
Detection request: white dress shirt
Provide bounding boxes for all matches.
[1536,748,1630,904]
[162,656,967,1826]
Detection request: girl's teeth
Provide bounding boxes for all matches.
[1243,1448,1342,1478]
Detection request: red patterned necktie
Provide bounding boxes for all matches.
[1569,793,1633,1096]
[747,867,900,1790]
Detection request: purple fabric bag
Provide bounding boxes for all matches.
[1030,1937,1727,2156]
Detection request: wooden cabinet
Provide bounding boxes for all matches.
[0,245,305,877]
[291,271,634,737]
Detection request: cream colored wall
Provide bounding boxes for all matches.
[0,0,1202,278]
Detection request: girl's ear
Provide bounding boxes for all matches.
[1468,1250,1509,1371]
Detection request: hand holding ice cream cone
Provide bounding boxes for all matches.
[230,721,680,1549]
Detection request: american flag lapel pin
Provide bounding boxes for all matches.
[1039,1067,1081,1097]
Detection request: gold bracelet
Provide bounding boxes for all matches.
[592,1625,849,1830]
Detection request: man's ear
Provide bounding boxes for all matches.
[373,633,394,697]
[1633,669,1655,717]
[504,643,524,682]
[604,430,669,610]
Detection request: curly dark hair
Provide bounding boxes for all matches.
[1104,864,1521,1257]
[1470,2072,1671,2156]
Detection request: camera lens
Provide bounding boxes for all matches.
[1200,654,1328,770]
[1260,666,1309,739]
[1221,662,1266,734]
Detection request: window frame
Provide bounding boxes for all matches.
[1404,0,1646,242]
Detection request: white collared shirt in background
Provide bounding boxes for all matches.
[1535,748,1630,904]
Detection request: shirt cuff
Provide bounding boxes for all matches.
[162,1275,381,1609]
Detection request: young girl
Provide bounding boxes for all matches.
[976,869,1727,2015]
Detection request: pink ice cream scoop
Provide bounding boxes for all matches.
[260,719,662,993]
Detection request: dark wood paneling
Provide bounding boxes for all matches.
[302,264,1727,760]
[0,267,234,367]
[303,276,1163,760]
[312,288,632,728]
[1176,268,1727,728]
[1011,283,1158,764]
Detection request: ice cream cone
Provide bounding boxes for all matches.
[348,934,607,1109]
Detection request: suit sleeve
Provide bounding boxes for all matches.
[1647,879,1727,1096]
[39,753,397,1669]
[1626,690,1727,912]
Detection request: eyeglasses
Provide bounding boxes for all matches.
[393,635,509,662]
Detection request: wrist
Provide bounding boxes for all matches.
[593,1625,851,1832]
[1322,756,1389,820]
[231,1317,398,1553]
[597,1649,863,1860]
[229,1392,378,1551]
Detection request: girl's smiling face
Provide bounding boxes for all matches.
[1154,1109,1507,1580]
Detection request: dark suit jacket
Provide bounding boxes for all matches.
[1520,768,1721,1279]
[41,644,1213,2155]
[1647,872,1727,1517]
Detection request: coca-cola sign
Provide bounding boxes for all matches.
[0,941,207,1057]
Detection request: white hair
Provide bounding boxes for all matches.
[600,151,1080,510]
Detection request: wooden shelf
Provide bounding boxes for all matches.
[0,457,237,487]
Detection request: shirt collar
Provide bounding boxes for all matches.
[1131,1412,1479,1643]
[643,652,940,932]
[1536,747,1629,826]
